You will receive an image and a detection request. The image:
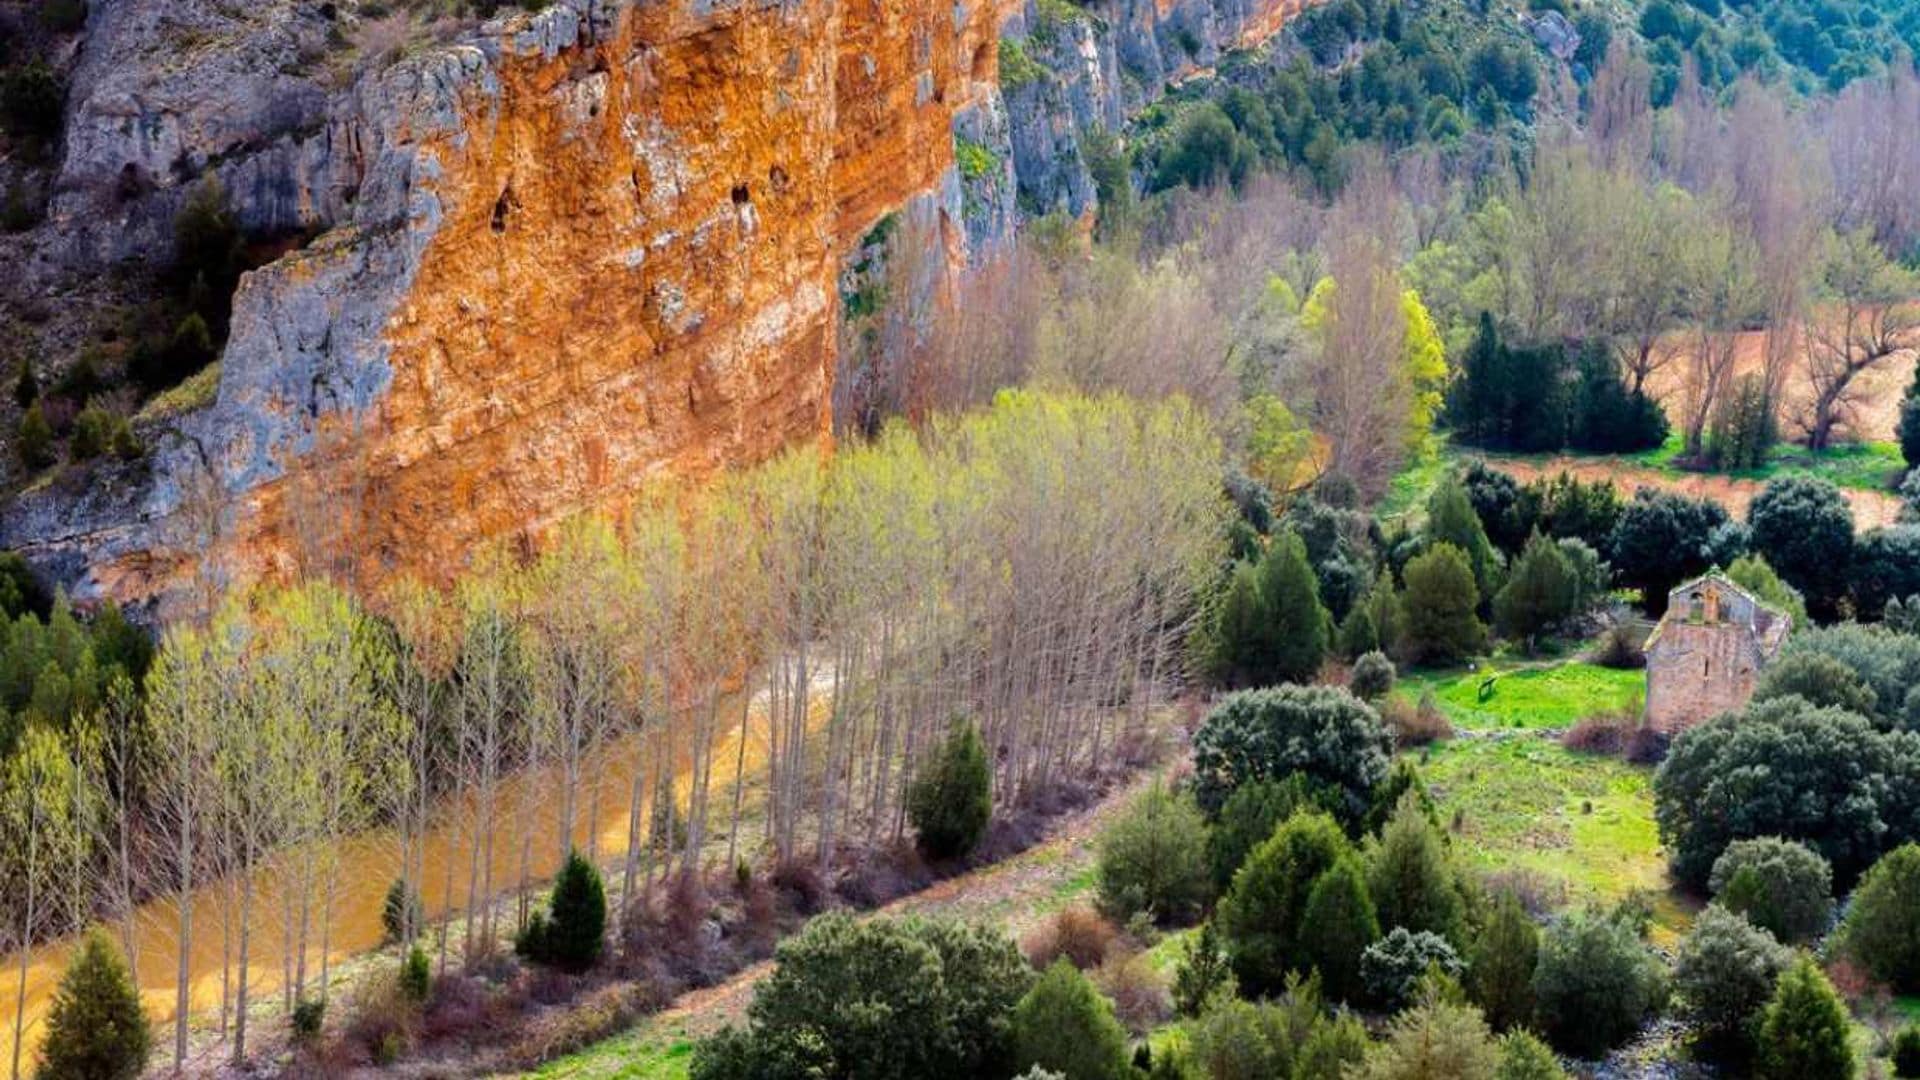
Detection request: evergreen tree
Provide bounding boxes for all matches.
[1428,476,1501,602]
[1208,774,1330,892]
[1349,650,1396,700]
[1261,530,1331,684]
[1673,904,1790,1057]
[1218,811,1351,996]
[1399,544,1488,664]
[1495,1029,1568,1080]
[1707,838,1832,945]
[1468,893,1538,1033]
[38,930,151,1080]
[1094,781,1211,924]
[1337,603,1380,659]
[1011,961,1134,1080]
[909,718,993,860]
[1756,957,1853,1080]
[519,850,606,973]
[17,400,53,470]
[1839,843,1920,991]
[12,357,36,409]
[1367,791,1466,943]
[1710,373,1778,470]
[1172,919,1234,1017]
[1299,856,1380,1003]
[1494,532,1577,649]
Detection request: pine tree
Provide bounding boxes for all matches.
[1300,856,1381,1003]
[17,400,54,470]
[1428,475,1500,601]
[1399,544,1488,664]
[1756,957,1853,1080]
[1468,893,1539,1033]
[38,930,151,1080]
[1260,530,1330,685]
[1367,791,1465,943]
[1493,532,1577,650]
[523,850,606,973]
[1172,920,1234,1017]
[908,718,993,860]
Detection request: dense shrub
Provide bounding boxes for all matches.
[1217,811,1350,996]
[1299,855,1380,1002]
[1591,622,1646,670]
[1366,790,1466,943]
[1094,781,1210,925]
[1748,475,1855,620]
[1207,530,1330,688]
[1154,103,1258,192]
[383,878,424,944]
[1186,997,1297,1080]
[1893,1023,1920,1078]
[1,60,64,142]
[1023,905,1118,971]
[1294,1013,1371,1080]
[1190,685,1391,821]
[1781,623,1920,730]
[37,930,150,1080]
[1756,957,1853,1080]
[1707,837,1834,944]
[15,400,55,470]
[1427,476,1502,602]
[1378,691,1453,748]
[1011,961,1133,1080]
[1852,525,1920,622]
[1349,650,1396,699]
[1607,488,1746,609]
[691,915,1032,1080]
[1172,919,1234,1017]
[1468,893,1539,1033]
[909,719,993,860]
[1838,843,1920,992]
[516,851,606,973]
[1354,994,1501,1079]
[1399,544,1488,664]
[1531,910,1667,1058]
[1208,774,1333,892]
[1658,694,1920,889]
[1494,533,1579,647]
[1495,1029,1568,1079]
[1903,392,1920,471]
[1726,553,1809,630]
[1361,927,1463,1009]
[1090,951,1170,1036]
[401,945,431,1003]
[1672,905,1790,1055]
[1754,652,1883,719]
[1364,757,1438,836]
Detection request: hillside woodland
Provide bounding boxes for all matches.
[5,0,1920,1076]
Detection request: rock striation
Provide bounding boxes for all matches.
[2,0,1314,618]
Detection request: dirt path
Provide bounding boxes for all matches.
[531,764,1168,1077]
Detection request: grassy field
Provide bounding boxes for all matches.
[1395,661,1646,731]
[1621,432,1907,492]
[1418,736,1689,940]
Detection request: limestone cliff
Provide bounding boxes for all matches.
[2,0,1311,617]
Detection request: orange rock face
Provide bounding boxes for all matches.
[41,0,1312,614]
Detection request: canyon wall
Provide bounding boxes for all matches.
[1,0,1310,617]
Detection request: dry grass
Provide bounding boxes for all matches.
[1022,904,1119,971]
